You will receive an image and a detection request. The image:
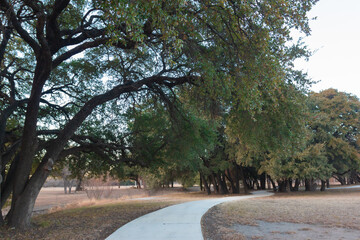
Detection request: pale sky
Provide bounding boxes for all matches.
[294,0,360,98]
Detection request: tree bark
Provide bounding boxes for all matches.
[7,160,51,228]
[305,178,311,191]
[320,180,326,191]
[211,174,219,193]
[225,169,238,194]
[217,173,229,195]
[235,165,240,193]
[277,179,289,192]
[259,173,266,190]
[8,55,52,228]
[239,166,248,194]
[267,175,277,192]
[293,178,300,191]
[201,174,211,195]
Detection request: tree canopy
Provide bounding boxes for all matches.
[0,0,319,228]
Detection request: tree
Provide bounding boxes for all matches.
[308,89,360,185]
[0,0,317,228]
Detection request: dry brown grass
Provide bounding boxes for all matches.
[1,187,218,240]
[202,188,360,240]
[0,200,178,240]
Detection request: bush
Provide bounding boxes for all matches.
[84,178,113,200]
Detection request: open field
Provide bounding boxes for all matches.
[0,186,218,240]
[202,187,360,240]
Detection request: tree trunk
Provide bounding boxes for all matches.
[239,166,248,194]
[277,180,289,192]
[7,162,50,228]
[320,180,326,191]
[211,174,219,193]
[305,179,318,191]
[7,53,52,228]
[289,179,294,191]
[0,167,4,225]
[235,165,240,193]
[293,179,300,191]
[217,173,229,195]
[268,176,277,192]
[76,177,83,192]
[0,210,4,226]
[259,173,266,190]
[225,169,238,194]
[201,174,211,195]
[334,175,346,185]
[305,178,311,191]
[326,179,330,188]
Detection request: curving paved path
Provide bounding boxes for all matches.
[106,190,273,240]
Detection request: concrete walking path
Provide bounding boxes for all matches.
[106,190,273,240]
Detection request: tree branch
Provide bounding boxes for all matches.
[0,0,41,53]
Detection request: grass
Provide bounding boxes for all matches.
[0,188,219,240]
[0,200,179,240]
[202,188,360,240]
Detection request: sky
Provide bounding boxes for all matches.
[294,0,360,98]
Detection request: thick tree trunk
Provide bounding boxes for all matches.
[305,178,311,191]
[239,166,248,194]
[326,179,330,188]
[225,169,238,194]
[211,174,219,193]
[334,175,346,185]
[76,177,83,192]
[217,173,228,195]
[201,174,211,195]
[320,180,326,191]
[268,176,277,192]
[7,162,50,228]
[289,179,294,191]
[293,179,300,191]
[1,154,21,209]
[277,179,289,192]
[0,210,4,226]
[259,173,266,190]
[305,179,318,191]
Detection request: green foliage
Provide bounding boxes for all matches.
[308,89,360,177]
[0,1,322,216]
[122,97,218,183]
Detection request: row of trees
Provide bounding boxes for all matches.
[2,0,354,230]
[118,88,359,194]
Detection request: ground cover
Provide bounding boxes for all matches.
[1,200,176,240]
[0,186,215,240]
[202,187,360,240]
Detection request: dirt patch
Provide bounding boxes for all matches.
[232,220,360,240]
[202,188,360,240]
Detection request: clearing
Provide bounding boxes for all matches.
[202,187,360,240]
